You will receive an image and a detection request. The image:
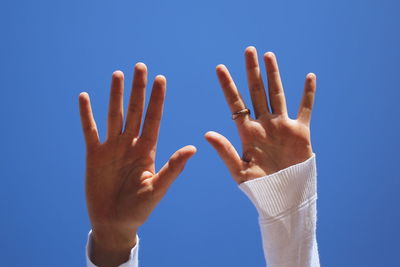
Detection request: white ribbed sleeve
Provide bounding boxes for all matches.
[239,155,320,267]
[86,230,139,267]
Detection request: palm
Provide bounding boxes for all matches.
[206,47,316,184]
[86,139,155,230]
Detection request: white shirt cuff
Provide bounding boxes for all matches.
[239,155,317,221]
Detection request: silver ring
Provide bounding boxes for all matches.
[232,108,251,120]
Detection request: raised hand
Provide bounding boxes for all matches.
[205,47,316,184]
[79,63,196,266]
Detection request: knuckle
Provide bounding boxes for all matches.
[250,84,262,92]
[146,113,161,122]
[84,125,97,133]
[301,107,312,115]
[168,158,178,173]
[226,92,238,103]
[128,105,141,114]
[150,94,165,104]
[138,182,157,199]
[271,87,283,95]
[234,116,247,126]
[268,117,289,132]
[219,76,231,87]
[169,156,183,173]
[232,99,243,109]
[133,80,146,88]
[86,143,99,153]
[109,110,122,118]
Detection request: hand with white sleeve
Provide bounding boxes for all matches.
[205,46,316,184]
[79,63,196,267]
[206,46,319,267]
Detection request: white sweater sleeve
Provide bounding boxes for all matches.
[239,155,320,267]
[86,230,139,267]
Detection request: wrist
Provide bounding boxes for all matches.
[91,226,138,251]
[89,227,138,266]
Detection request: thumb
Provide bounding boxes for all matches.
[153,145,197,192]
[204,131,243,183]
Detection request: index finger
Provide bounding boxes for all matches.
[216,64,249,123]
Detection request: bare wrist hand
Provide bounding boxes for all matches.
[79,63,196,267]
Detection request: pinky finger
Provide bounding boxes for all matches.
[79,92,100,148]
[297,73,316,125]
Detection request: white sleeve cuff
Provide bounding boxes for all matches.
[86,230,139,267]
[239,155,317,221]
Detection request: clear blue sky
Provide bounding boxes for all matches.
[0,0,399,266]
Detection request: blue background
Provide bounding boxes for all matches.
[1,0,399,266]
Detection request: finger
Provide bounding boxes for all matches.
[263,52,287,115]
[107,71,125,139]
[245,46,269,118]
[79,92,100,148]
[140,75,166,147]
[297,73,317,125]
[204,131,243,183]
[216,64,249,124]
[153,145,197,192]
[124,63,147,137]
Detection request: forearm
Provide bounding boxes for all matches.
[239,155,320,267]
[258,199,319,266]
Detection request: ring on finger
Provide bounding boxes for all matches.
[232,108,251,120]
